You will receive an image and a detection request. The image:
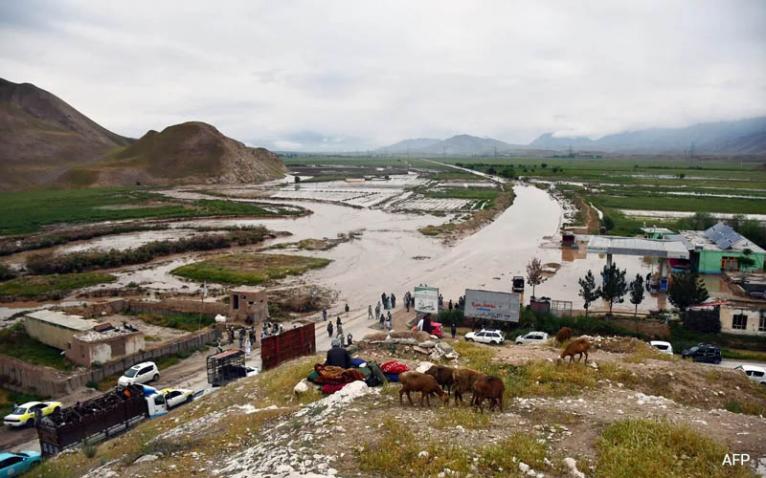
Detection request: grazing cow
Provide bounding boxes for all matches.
[425,365,455,396]
[559,338,591,364]
[451,368,484,406]
[399,371,449,407]
[472,375,505,412]
[555,327,573,343]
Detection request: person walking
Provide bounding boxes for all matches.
[327,321,334,338]
[345,303,350,314]
[368,304,373,320]
[379,313,385,329]
[337,322,344,339]
[375,301,381,319]
[450,321,457,339]
[322,308,328,322]
[391,293,396,309]
[336,316,342,328]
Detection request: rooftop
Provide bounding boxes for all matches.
[74,323,142,342]
[640,227,675,234]
[25,310,96,331]
[587,236,690,259]
[674,228,765,254]
[231,286,266,294]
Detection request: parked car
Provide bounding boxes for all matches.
[0,451,41,477]
[411,321,444,338]
[160,388,194,408]
[3,401,62,428]
[649,340,674,356]
[681,343,721,364]
[464,329,505,345]
[734,364,766,386]
[118,361,160,387]
[515,331,549,345]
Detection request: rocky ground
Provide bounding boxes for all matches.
[28,333,766,478]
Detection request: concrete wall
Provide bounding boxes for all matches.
[0,328,219,397]
[71,298,228,320]
[65,332,145,367]
[720,305,766,336]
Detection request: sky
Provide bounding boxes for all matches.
[1,0,765,151]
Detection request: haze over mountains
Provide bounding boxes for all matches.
[379,117,766,156]
[0,79,285,191]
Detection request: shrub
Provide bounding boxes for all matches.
[682,309,721,334]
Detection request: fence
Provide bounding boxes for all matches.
[0,328,219,397]
[261,322,316,370]
[71,298,228,319]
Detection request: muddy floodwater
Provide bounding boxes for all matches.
[3,182,669,314]
[107,184,665,313]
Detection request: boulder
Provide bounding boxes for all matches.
[413,346,430,355]
[419,340,436,349]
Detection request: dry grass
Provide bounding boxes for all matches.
[432,406,491,429]
[596,419,757,478]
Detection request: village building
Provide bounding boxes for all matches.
[229,286,269,324]
[719,302,766,336]
[24,310,97,350]
[675,223,765,274]
[65,323,145,366]
[24,310,145,366]
[641,226,676,240]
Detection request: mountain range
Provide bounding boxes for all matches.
[0,78,285,190]
[379,117,766,156]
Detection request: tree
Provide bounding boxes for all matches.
[600,262,627,316]
[526,257,544,298]
[629,274,645,318]
[578,270,600,318]
[668,271,709,312]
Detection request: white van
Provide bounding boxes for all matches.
[734,364,766,386]
[650,341,674,356]
[118,361,160,386]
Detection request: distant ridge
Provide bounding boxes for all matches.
[380,117,766,156]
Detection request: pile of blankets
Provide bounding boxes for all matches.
[380,360,410,382]
[307,360,388,394]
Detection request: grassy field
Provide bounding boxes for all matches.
[0,272,116,300]
[0,188,297,236]
[135,312,215,332]
[172,253,331,285]
[0,323,73,370]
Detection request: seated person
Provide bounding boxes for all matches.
[325,338,352,369]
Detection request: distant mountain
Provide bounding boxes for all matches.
[0,79,286,190]
[78,121,286,186]
[0,78,132,189]
[530,117,766,154]
[376,138,441,154]
[377,134,525,155]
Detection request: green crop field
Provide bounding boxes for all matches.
[172,253,331,285]
[0,188,296,236]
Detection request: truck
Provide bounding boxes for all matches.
[37,384,168,457]
[207,349,253,387]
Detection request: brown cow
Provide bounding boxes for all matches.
[399,371,449,407]
[559,338,591,364]
[451,368,484,406]
[555,327,573,343]
[472,375,505,412]
[425,365,455,396]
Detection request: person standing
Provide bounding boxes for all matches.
[337,322,344,339]
[322,308,328,322]
[385,315,392,331]
[450,321,457,339]
[345,303,350,314]
[336,316,342,328]
[381,293,387,309]
[391,293,396,309]
[379,313,385,329]
[368,304,373,320]
[346,333,353,346]
[375,302,381,319]
[327,321,334,338]
[448,299,453,311]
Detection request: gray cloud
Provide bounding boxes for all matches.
[1,0,764,151]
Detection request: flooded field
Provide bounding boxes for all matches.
[620,209,766,222]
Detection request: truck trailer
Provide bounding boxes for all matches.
[37,384,167,457]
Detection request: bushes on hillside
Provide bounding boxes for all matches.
[681,309,721,334]
[0,264,16,282]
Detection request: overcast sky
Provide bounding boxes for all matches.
[1,1,765,151]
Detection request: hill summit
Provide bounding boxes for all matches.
[102,121,286,186]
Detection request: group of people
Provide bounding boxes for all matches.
[327,315,353,347]
[261,321,284,338]
[221,325,258,355]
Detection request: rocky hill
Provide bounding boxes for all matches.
[0,79,285,190]
[0,78,131,190]
[82,121,286,187]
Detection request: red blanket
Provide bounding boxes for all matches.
[313,364,365,385]
[380,360,409,374]
[321,383,349,394]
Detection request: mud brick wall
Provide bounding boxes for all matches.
[609,317,670,339]
[125,299,228,318]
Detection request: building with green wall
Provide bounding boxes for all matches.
[678,223,765,274]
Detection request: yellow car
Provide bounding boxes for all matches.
[160,388,193,409]
[3,401,62,428]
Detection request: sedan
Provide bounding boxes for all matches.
[465,329,505,345]
[160,388,194,408]
[515,331,549,345]
[0,451,41,477]
[3,401,62,428]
